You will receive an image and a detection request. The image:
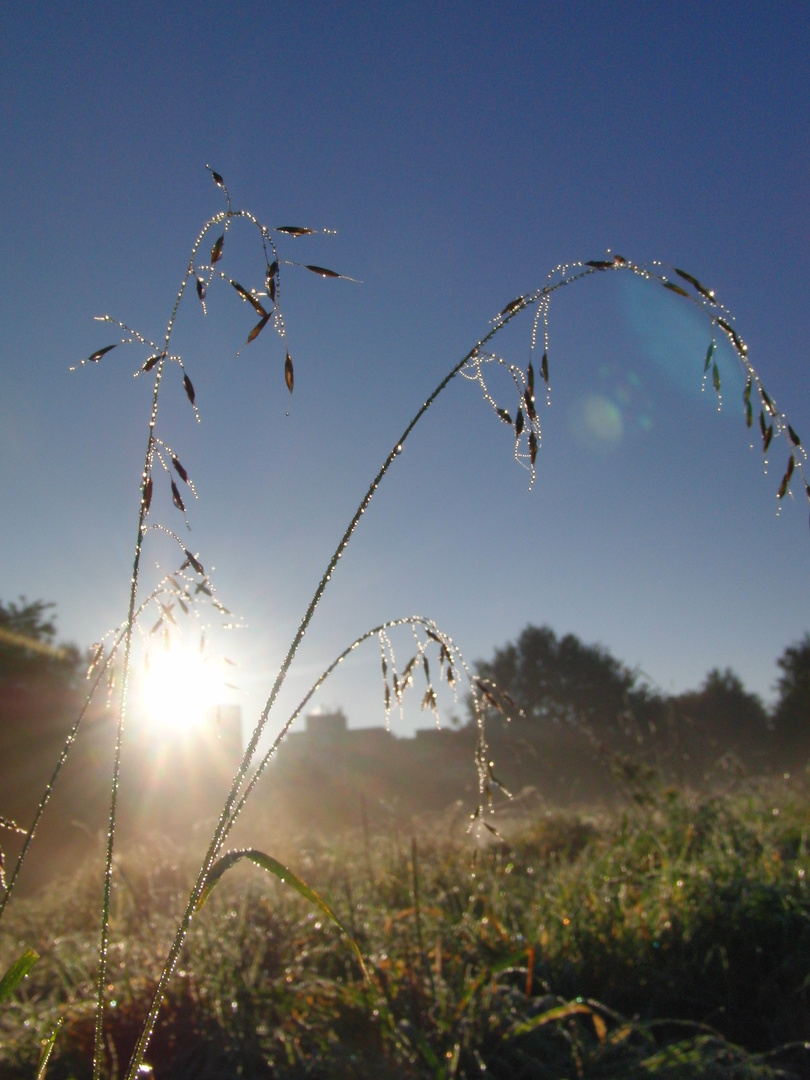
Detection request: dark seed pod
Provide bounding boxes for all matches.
[663,281,690,298]
[777,456,795,500]
[171,479,185,513]
[184,549,204,575]
[172,456,189,483]
[499,295,524,317]
[762,421,774,454]
[305,264,341,278]
[246,313,271,344]
[704,341,716,374]
[231,281,267,316]
[88,344,117,363]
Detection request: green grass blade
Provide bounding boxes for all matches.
[196,848,370,980]
[0,948,38,1004]
[35,1017,63,1080]
[510,1000,595,1037]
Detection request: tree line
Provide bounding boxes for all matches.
[471,624,810,795]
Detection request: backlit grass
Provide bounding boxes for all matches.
[2,779,808,1078]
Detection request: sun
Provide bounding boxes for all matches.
[140,643,225,733]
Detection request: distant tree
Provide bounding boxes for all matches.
[771,635,810,767]
[472,624,654,739]
[0,600,107,889]
[0,597,84,816]
[665,667,770,779]
[468,625,665,803]
[0,597,81,688]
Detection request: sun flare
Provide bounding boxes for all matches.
[140,644,225,733]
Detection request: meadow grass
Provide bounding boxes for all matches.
[2,780,809,1078]
[1,171,809,1077]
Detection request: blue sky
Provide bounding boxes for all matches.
[2,3,809,753]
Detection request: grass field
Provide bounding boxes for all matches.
[2,775,809,1079]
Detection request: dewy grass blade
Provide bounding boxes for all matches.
[0,948,38,1004]
[196,848,370,981]
[35,1017,64,1080]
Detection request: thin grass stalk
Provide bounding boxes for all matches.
[93,360,166,1080]
[121,300,537,1078]
[90,178,240,1075]
[121,613,445,1074]
[57,179,805,1078]
[123,246,807,1076]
